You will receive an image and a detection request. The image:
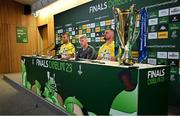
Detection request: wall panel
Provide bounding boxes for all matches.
[0,0,37,73]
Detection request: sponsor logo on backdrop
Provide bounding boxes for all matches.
[148,32,157,39]
[157,59,167,65]
[100,37,105,42]
[95,22,100,27]
[168,52,179,59]
[170,74,176,81]
[91,28,95,33]
[148,58,157,65]
[72,39,76,43]
[170,15,180,22]
[148,52,157,58]
[168,59,179,66]
[82,30,86,34]
[34,59,73,73]
[170,67,179,75]
[170,30,178,39]
[158,31,168,39]
[96,32,100,37]
[86,29,91,33]
[105,20,112,25]
[72,31,75,35]
[169,23,180,30]
[100,21,106,26]
[95,37,100,42]
[91,33,95,37]
[87,38,91,42]
[65,28,69,32]
[68,27,72,32]
[170,6,180,15]
[147,68,166,85]
[75,27,79,30]
[148,18,158,25]
[91,38,95,42]
[158,24,168,31]
[86,24,91,29]
[159,9,169,17]
[70,36,72,40]
[90,23,95,28]
[107,0,132,8]
[149,11,158,18]
[149,25,157,32]
[58,29,63,33]
[157,52,168,59]
[95,27,100,32]
[82,25,87,29]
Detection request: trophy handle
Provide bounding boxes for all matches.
[113,7,125,48]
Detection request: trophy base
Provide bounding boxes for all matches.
[119,58,135,66]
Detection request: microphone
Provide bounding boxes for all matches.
[50,44,60,51]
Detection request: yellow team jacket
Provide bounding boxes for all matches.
[98,41,115,60]
[59,42,75,58]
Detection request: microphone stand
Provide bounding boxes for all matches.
[34,43,54,57]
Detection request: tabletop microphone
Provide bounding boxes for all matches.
[34,43,54,56]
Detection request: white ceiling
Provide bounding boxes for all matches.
[14,0,38,5]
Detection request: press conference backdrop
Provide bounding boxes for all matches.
[54,0,180,107]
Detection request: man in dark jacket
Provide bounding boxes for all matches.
[76,35,97,60]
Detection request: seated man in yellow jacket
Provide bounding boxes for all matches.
[59,32,75,60]
[97,29,116,61]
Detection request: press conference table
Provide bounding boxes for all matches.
[21,55,169,115]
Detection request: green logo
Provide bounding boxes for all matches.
[108,0,133,8]
[148,10,158,18]
[169,22,180,30]
[159,17,169,24]
[157,59,167,65]
[95,22,100,27]
[48,60,73,73]
[147,69,165,85]
[148,52,156,58]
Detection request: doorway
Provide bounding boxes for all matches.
[38,24,48,55]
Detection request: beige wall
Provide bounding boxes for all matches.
[0,0,37,73]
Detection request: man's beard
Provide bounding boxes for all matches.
[104,37,107,40]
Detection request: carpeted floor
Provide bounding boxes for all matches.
[0,74,57,115]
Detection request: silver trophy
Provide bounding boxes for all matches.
[113,4,140,65]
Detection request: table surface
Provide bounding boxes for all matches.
[23,55,166,69]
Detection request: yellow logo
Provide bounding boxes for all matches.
[158,32,168,39]
[132,51,139,58]
[105,20,112,25]
[86,29,91,33]
[79,30,82,35]
[82,25,87,29]
[72,39,76,43]
[75,35,79,39]
[95,27,100,32]
[100,37,105,42]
